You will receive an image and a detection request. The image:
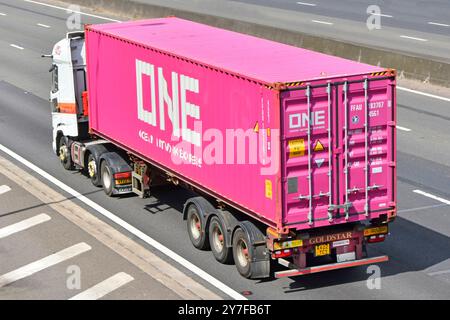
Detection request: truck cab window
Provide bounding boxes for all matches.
[50,64,58,93]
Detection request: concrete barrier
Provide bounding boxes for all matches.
[60,0,450,87]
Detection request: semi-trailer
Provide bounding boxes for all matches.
[47,17,396,279]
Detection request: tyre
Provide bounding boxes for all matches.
[100,161,114,196]
[209,216,233,264]
[232,228,252,278]
[87,154,101,187]
[58,136,73,170]
[186,203,209,250]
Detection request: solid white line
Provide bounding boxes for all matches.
[428,269,450,276]
[69,272,134,300]
[0,13,6,16]
[296,2,317,6]
[413,189,450,205]
[37,23,50,28]
[0,213,51,239]
[312,19,333,25]
[396,125,412,132]
[0,144,246,300]
[0,242,91,287]
[10,44,24,50]
[400,35,428,42]
[23,0,121,22]
[0,185,11,195]
[397,86,450,103]
[428,22,449,27]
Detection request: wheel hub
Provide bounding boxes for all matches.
[59,145,68,162]
[237,240,249,267]
[88,160,96,177]
[189,214,201,240]
[212,226,224,251]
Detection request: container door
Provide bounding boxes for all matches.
[336,78,395,221]
[281,84,336,226]
[281,77,395,228]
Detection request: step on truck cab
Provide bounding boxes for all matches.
[47,18,396,279]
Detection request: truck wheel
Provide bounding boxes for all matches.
[100,161,114,196]
[232,228,252,278]
[58,136,73,170]
[186,204,209,250]
[209,216,233,264]
[87,154,101,187]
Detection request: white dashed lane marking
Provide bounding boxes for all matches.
[312,20,333,25]
[0,213,51,239]
[0,185,11,195]
[0,243,91,288]
[428,22,449,27]
[9,44,24,50]
[396,125,412,132]
[69,272,134,300]
[37,23,50,28]
[400,35,428,42]
[296,2,317,7]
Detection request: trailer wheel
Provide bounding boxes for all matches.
[100,161,114,197]
[58,136,73,170]
[209,216,233,264]
[186,204,209,250]
[232,228,252,278]
[87,154,101,187]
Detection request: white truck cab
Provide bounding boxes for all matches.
[48,31,88,156]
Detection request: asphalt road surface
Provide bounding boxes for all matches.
[229,0,450,36]
[1,0,450,300]
[0,162,215,300]
[133,0,450,62]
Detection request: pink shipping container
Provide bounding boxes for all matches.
[85,18,397,234]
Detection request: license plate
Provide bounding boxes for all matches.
[364,225,388,236]
[115,178,131,185]
[337,251,356,263]
[314,243,330,257]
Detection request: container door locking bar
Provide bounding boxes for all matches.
[363,78,370,217]
[328,81,353,220]
[306,85,313,225]
[326,83,333,222]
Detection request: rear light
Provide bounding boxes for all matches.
[114,172,131,179]
[368,234,386,243]
[82,91,89,116]
[273,239,303,251]
[272,249,293,259]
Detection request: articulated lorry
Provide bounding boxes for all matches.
[47,17,396,279]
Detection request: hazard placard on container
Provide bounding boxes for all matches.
[288,139,305,158]
[265,179,273,199]
[253,121,259,133]
[314,140,324,152]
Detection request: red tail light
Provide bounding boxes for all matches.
[82,91,89,116]
[272,249,293,259]
[114,172,131,179]
[367,234,386,243]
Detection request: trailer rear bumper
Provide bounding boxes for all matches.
[274,255,389,278]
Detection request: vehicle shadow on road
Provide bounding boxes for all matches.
[142,185,196,214]
[0,189,104,218]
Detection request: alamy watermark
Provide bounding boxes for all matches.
[366,5,382,30]
[66,4,81,30]
[66,264,81,290]
[366,265,382,289]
